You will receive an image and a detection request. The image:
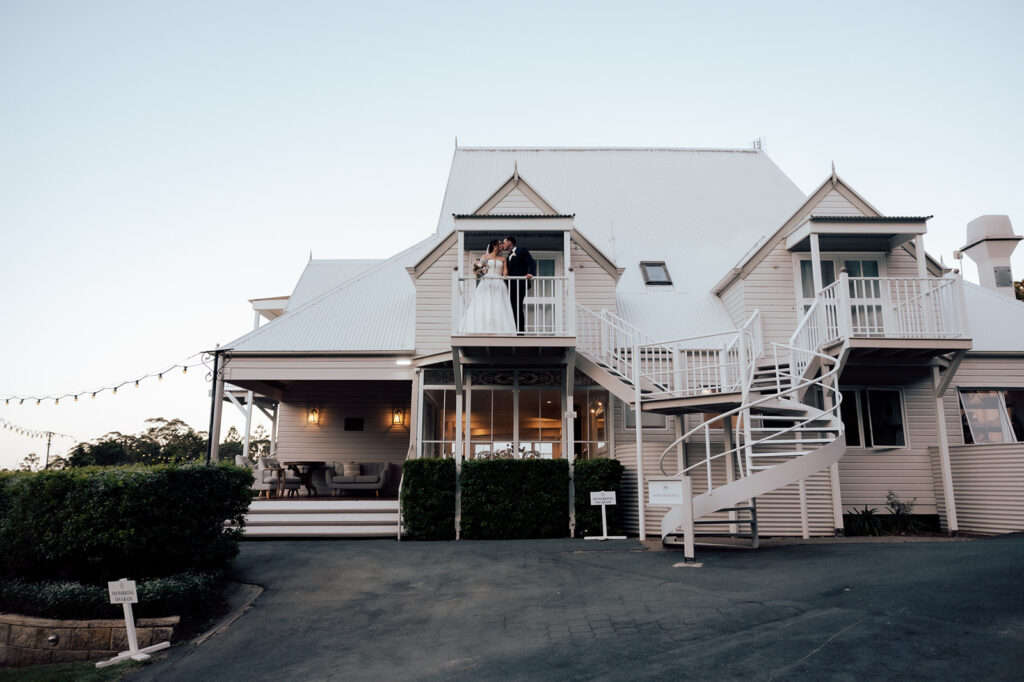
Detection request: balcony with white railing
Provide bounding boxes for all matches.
[817,272,971,351]
[451,273,576,344]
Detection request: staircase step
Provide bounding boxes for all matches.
[241,525,398,538]
[245,512,399,525]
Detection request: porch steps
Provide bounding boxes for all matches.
[235,499,400,538]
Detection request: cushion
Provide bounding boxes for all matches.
[333,475,358,484]
[342,461,361,476]
[356,474,380,483]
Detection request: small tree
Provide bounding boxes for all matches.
[18,453,40,472]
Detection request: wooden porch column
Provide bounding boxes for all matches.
[207,351,225,463]
[269,402,278,459]
[809,232,824,294]
[634,344,646,541]
[933,365,960,535]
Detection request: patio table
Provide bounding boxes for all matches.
[285,461,325,496]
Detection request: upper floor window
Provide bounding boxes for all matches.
[640,261,672,286]
[959,389,1024,444]
[840,387,907,448]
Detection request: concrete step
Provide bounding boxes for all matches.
[245,512,400,525]
[241,525,398,538]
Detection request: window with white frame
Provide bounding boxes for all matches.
[959,389,1024,444]
[794,255,884,315]
[839,387,907,448]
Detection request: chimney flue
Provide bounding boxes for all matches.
[961,215,1021,297]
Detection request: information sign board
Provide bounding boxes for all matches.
[107,580,138,604]
[590,491,616,506]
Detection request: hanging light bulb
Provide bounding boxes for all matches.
[36,400,40,406]
[112,387,117,395]
[55,398,59,405]
[19,399,24,405]
[135,380,139,388]
[182,366,188,375]
[74,395,79,402]
[158,373,163,381]
[91,392,96,399]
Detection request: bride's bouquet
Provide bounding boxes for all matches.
[472,259,488,280]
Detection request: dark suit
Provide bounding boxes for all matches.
[505,246,537,333]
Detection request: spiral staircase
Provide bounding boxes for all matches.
[575,301,849,561]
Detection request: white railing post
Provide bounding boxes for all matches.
[567,272,576,336]
[836,271,853,339]
[737,329,749,401]
[634,343,646,541]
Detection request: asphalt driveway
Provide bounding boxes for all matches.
[130,535,1024,680]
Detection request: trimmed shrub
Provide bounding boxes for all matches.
[0,463,252,583]
[460,459,569,539]
[573,458,625,537]
[0,572,221,620]
[401,458,456,540]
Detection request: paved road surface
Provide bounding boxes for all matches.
[129,534,1024,680]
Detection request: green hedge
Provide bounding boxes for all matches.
[0,463,252,583]
[0,572,221,620]
[400,458,456,540]
[573,458,626,537]
[460,459,569,539]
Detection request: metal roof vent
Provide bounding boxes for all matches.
[961,215,1021,297]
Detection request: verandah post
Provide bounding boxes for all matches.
[634,343,646,541]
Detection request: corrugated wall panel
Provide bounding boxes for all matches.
[930,443,1024,534]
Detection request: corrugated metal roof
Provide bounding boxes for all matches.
[962,282,1024,352]
[437,147,808,296]
[225,238,437,352]
[452,214,575,219]
[616,292,736,341]
[285,259,384,311]
[810,215,932,223]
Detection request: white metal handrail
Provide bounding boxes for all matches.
[656,341,844,492]
[818,274,967,343]
[452,274,573,336]
[575,304,654,383]
[635,312,762,400]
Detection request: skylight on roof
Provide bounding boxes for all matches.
[640,261,672,286]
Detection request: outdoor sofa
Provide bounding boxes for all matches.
[323,461,390,497]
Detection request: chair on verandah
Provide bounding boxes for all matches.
[264,457,302,497]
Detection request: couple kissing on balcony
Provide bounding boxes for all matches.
[460,235,537,335]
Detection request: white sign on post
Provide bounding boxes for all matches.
[107,580,138,604]
[585,490,626,541]
[648,479,685,506]
[96,578,171,669]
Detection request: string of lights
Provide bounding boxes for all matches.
[0,417,73,440]
[0,351,213,407]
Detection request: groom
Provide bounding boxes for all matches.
[502,235,536,333]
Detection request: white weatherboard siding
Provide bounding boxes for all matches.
[490,186,546,214]
[415,241,458,355]
[276,381,412,465]
[930,443,1024,534]
[837,371,940,515]
[572,242,618,312]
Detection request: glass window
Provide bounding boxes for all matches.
[573,388,609,459]
[421,388,460,458]
[519,388,562,459]
[799,260,836,298]
[640,261,672,286]
[865,389,906,447]
[959,390,1024,444]
[839,387,906,448]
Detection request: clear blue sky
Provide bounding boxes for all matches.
[1,0,1022,469]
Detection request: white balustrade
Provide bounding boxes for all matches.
[452,274,572,336]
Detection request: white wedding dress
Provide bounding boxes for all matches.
[460,258,517,334]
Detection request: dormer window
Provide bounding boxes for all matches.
[640,261,672,286]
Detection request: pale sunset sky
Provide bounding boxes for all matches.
[1,0,1021,469]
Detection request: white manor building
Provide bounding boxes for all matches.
[211,146,1024,547]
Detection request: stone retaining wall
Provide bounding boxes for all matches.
[0,613,179,667]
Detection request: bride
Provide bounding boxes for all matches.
[460,239,518,334]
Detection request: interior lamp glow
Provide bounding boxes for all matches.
[392,408,405,425]
[307,408,319,425]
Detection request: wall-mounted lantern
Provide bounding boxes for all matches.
[392,408,405,426]
[307,408,320,425]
